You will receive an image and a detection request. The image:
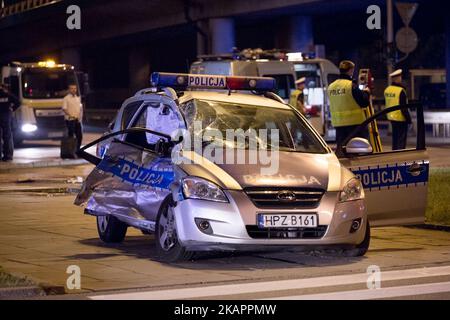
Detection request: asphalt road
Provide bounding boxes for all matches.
[0,164,449,300]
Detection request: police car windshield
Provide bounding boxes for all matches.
[22,68,77,99]
[181,99,327,154]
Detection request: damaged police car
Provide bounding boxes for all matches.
[75,73,429,261]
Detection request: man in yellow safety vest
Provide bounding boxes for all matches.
[327,60,371,147]
[384,69,411,150]
[289,77,306,115]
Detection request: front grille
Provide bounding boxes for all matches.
[245,187,324,209]
[246,225,328,239]
[35,116,66,129]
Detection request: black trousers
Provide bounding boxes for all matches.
[66,119,83,150]
[0,109,14,160]
[391,121,408,150]
[335,125,369,148]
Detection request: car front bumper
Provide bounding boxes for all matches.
[173,190,367,251]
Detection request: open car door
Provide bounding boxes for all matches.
[74,94,185,231]
[338,103,429,227]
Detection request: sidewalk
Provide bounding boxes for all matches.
[0,132,100,171]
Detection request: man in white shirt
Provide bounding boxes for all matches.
[62,84,83,150]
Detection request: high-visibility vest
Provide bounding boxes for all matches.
[384,85,407,122]
[289,89,302,107]
[327,79,366,127]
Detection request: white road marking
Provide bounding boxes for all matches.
[268,281,450,300]
[89,265,450,300]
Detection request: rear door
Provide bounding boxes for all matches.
[339,104,429,227]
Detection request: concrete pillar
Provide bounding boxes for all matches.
[129,46,150,92]
[209,18,235,54]
[196,20,208,56]
[60,47,81,70]
[288,15,314,53]
[446,18,450,108]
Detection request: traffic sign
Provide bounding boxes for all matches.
[395,2,419,26]
[395,27,418,54]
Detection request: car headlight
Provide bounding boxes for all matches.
[339,178,364,202]
[182,177,228,203]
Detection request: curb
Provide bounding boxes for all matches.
[0,159,88,171]
[0,268,67,299]
[39,282,66,296]
[0,186,81,194]
[0,286,46,299]
[0,283,66,300]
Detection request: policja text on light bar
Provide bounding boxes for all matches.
[150,72,276,91]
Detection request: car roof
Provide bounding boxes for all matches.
[178,91,291,110]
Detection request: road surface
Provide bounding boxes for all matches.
[0,139,449,300]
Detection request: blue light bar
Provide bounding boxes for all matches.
[150,72,276,91]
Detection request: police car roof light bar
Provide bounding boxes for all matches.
[150,72,276,92]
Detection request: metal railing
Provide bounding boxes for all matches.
[1,0,61,18]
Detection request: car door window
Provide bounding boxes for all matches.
[125,102,184,149]
[121,100,143,130]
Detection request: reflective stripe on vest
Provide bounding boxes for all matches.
[327,79,366,127]
[384,85,406,122]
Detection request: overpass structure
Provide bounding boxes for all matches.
[0,0,448,108]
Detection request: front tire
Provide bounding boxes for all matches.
[343,220,371,257]
[155,200,194,262]
[96,215,128,243]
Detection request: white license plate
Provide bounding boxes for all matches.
[36,109,64,117]
[48,132,63,138]
[257,214,318,228]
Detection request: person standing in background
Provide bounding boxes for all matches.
[327,60,371,147]
[384,69,411,150]
[62,84,83,150]
[289,77,306,115]
[0,83,20,161]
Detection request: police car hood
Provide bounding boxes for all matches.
[180,151,341,191]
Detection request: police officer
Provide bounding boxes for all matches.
[289,77,306,115]
[0,84,20,162]
[384,69,411,150]
[328,60,370,147]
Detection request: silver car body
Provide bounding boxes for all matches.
[76,85,429,252]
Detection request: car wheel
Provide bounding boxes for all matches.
[343,221,371,257]
[96,215,128,243]
[155,201,194,262]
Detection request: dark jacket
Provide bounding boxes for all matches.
[0,88,20,114]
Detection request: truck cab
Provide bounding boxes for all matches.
[1,61,82,145]
[191,50,340,142]
[290,57,340,141]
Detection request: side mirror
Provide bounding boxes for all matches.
[345,138,373,155]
